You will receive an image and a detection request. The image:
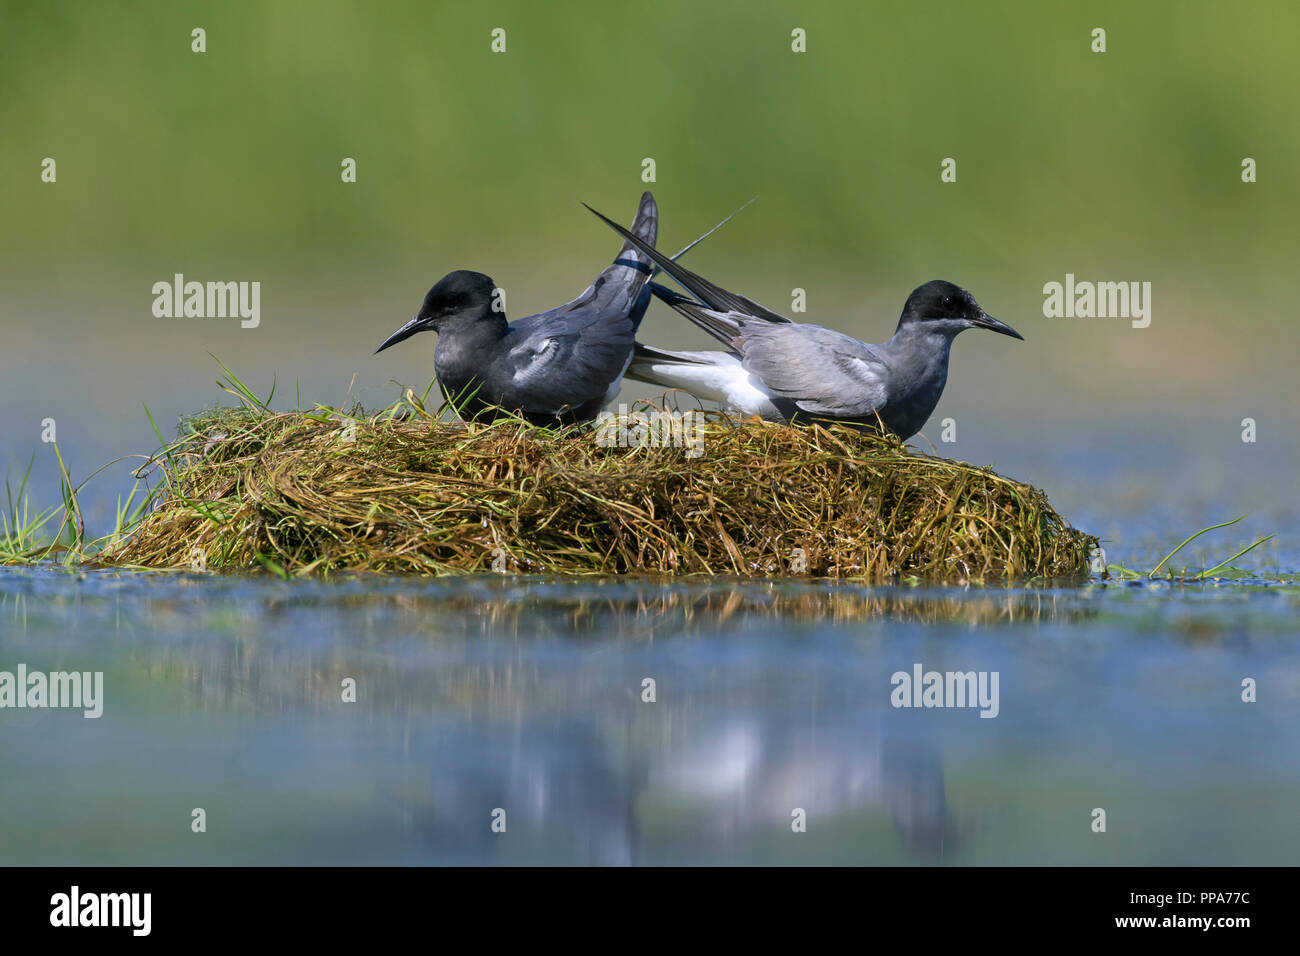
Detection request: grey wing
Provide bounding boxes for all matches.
[550,191,658,330]
[649,282,744,352]
[492,192,658,414]
[500,306,637,412]
[586,203,791,324]
[738,323,891,418]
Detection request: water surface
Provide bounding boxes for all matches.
[2,562,1296,865]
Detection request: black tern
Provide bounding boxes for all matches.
[584,205,1023,440]
[375,192,662,426]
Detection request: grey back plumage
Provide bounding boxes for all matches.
[644,283,890,419]
[737,322,891,418]
[435,192,659,425]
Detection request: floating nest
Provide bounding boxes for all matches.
[97,398,1095,581]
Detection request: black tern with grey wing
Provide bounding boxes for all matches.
[584,204,1023,440]
[375,192,660,427]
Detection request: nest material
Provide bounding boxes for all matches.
[97,403,1095,580]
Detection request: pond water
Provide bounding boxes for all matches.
[2,555,1296,865]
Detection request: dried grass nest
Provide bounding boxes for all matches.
[98,398,1096,581]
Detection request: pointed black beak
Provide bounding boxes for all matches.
[374,315,430,354]
[974,311,1024,340]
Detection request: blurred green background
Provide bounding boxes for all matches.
[4,1,1298,275]
[1,0,1297,533]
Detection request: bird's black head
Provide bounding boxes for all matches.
[897,280,1023,340]
[375,270,499,354]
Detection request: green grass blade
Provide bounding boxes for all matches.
[1148,515,1247,579]
[1196,535,1276,580]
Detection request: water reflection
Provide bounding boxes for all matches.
[1,569,1296,865]
[410,712,950,864]
[0,571,1101,639]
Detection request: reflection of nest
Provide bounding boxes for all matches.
[124,578,1098,719]
[382,580,1101,636]
[100,400,1094,581]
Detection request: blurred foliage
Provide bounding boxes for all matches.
[2,0,1297,291]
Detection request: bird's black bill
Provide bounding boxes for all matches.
[974,312,1024,340]
[374,316,428,354]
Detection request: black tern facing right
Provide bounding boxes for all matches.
[376,192,661,426]
[585,205,1023,440]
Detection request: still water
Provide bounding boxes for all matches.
[1,562,1297,865]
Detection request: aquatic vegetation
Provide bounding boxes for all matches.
[0,439,152,567]
[1,455,60,563]
[1103,515,1275,583]
[78,367,1095,581]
